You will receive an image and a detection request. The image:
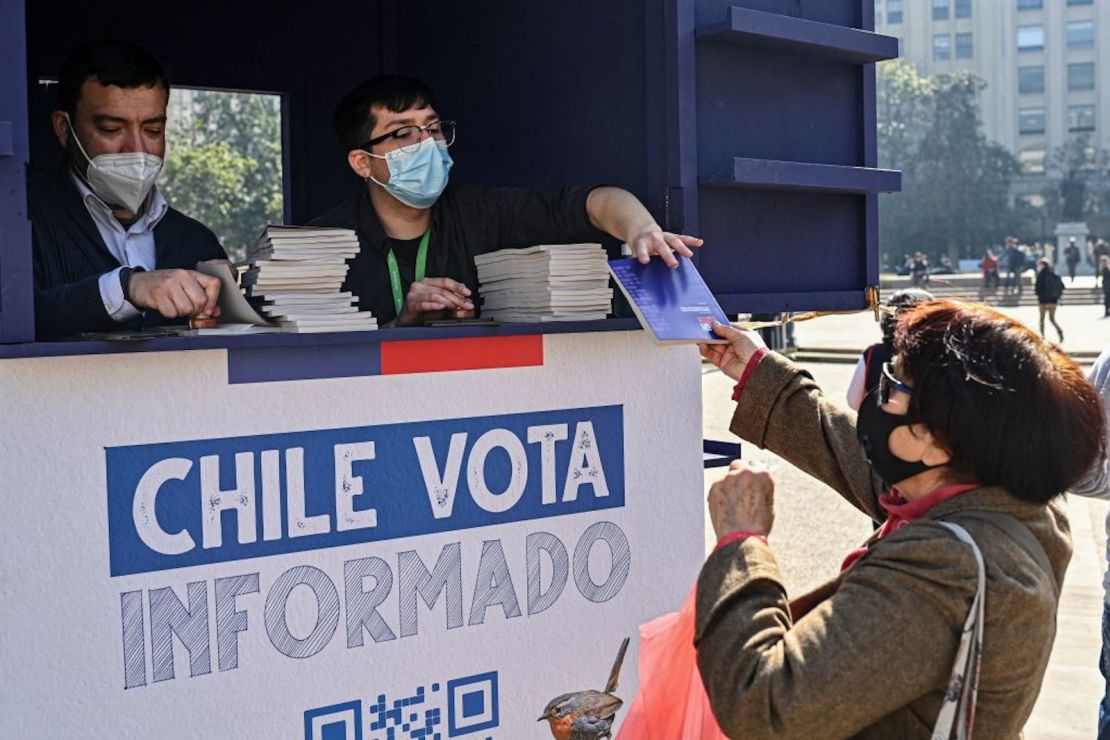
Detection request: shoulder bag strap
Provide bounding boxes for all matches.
[932,522,987,740]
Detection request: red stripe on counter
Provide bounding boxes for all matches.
[380,335,544,375]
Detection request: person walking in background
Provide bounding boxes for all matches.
[981,249,1000,290]
[1096,241,1110,290]
[1005,238,1025,296]
[1065,238,1081,283]
[910,252,929,288]
[1102,256,1110,318]
[846,288,933,411]
[1034,258,1065,342]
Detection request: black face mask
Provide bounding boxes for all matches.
[856,389,938,488]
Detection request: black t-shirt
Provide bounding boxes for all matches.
[388,235,423,293]
[309,184,608,324]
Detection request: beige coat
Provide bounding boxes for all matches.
[695,353,1071,739]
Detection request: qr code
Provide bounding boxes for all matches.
[305,671,499,740]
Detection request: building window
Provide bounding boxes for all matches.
[956,32,974,58]
[1018,65,1045,94]
[933,34,951,61]
[1067,21,1094,50]
[1018,0,1042,8]
[1018,25,1045,52]
[875,0,882,25]
[888,0,903,23]
[955,0,971,18]
[933,0,949,20]
[1019,108,1046,135]
[1020,148,1046,174]
[1068,62,1095,91]
[1069,104,1096,132]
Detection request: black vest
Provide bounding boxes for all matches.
[29,166,226,338]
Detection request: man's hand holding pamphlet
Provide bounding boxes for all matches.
[608,253,730,344]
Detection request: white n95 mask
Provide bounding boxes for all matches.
[65,112,163,214]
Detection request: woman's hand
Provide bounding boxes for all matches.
[699,321,767,382]
[708,461,775,538]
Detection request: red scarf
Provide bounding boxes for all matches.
[840,484,978,571]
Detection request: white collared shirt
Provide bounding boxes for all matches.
[71,171,169,321]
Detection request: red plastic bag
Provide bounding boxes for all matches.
[617,586,729,740]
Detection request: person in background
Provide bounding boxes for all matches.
[311,75,700,326]
[1065,238,1081,284]
[30,39,227,338]
[1102,256,1110,318]
[846,288,933,412]
[910,252,929,288]
[696,300,1104,738]
[1034,258,1066,342]
[1096,240,1110,290]
[1004,237,1025,296]
[981,249,999,290]
[1067,348,1110,739]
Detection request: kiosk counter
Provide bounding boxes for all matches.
[0,322,706,736]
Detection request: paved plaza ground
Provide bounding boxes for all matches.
[699,298,1109,738]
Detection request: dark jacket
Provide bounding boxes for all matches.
[29,166,226,338]
[1035,268,1065,304]
[696,353,1069,739]
[309,184,606,323]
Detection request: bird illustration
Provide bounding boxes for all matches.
[539,637,630,740]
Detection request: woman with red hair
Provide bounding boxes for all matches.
[696,300,1104,739]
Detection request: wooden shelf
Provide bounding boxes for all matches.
[702,157,901,194]
[697,6,899,65]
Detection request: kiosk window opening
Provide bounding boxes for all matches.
[159,87,286,264]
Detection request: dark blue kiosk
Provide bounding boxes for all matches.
[0,2,897,737]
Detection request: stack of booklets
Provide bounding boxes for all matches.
[475,244,612,322]
[244,226,377,333]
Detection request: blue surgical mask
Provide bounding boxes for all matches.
[367,136,453,209]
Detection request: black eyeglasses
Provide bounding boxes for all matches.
[358,120,457,155]
[879,362,914,405]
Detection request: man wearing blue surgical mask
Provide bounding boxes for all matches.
[312,75,702,326]
[30,39,227,338]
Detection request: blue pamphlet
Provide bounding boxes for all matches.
[608,255,731,344]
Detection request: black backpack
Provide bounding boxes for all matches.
[1046,271,1065,302]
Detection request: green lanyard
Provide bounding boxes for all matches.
[387,227,431,317]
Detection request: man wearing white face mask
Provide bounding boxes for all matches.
[29,39,227,338]
[311,75,702,326]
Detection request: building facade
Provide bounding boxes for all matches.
[876,0,1108,199]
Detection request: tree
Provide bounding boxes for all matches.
[877,62,1023,265]
[159,91,284,262]
[1043,133,1109,223]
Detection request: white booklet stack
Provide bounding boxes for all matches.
[245,226,377,333]
[475,244,613,322]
